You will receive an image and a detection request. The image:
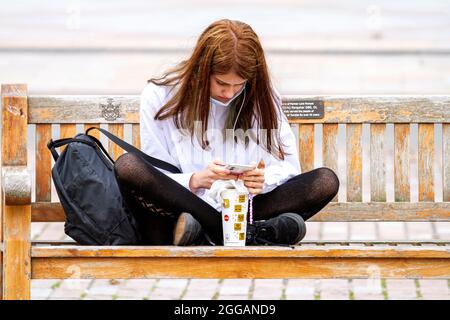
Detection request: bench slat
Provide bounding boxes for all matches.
[298,124,314,173]
[28,96,450,124]
[31,245,450,279]
[132,124,140,150]
[35,124,52,202]
[84,123,100,140]
[370,124,386,201]
[31,239,450,246]
[394,124,411,201]
[322,124,339,202]
[31,245,450,258]
[30,202,450,222]
[346,124,362,202]
[60,124,77,152]
[418,123,435,201]
[444,123,450,202]
[108,124,124,161]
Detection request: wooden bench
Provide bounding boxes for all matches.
[1,84,449,300]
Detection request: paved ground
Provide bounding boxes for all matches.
[30,221,450,300]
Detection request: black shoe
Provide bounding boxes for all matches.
[246,213,307,246]
[173,212,215,246]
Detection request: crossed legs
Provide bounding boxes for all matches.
[114,153,339,245]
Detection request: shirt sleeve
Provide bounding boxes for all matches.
[139,83,196,191]
[260,88,301,194]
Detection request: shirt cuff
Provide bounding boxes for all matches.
[167,172,195,190]
[166,172,207,198]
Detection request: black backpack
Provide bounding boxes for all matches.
[47,127,181,245]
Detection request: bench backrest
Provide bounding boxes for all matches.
[2,84,450,223]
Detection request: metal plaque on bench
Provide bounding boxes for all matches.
[282,100,324,119]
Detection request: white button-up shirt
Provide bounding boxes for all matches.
[139,82,301,210]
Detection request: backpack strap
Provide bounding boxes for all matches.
[85,127,182,174]
[47,138,97,161]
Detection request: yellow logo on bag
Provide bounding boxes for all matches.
[234,205,242,212]
[234,223,241,231]
[223,198,229,208]
[239,232,245,240]
[238,214,244,222]
[238,195,246,203]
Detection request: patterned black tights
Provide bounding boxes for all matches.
[114,153,339,245]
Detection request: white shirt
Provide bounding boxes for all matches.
[139,82,301,210]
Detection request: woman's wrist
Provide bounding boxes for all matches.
[189,172,201,191]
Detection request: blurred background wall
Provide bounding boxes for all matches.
[1,0,449,95]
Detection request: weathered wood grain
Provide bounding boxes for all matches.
[84,123,100,140]
[370,124,386,201]
[36,124,52,202]
[0,181,3,300]
[59,123,77,153]
[394,124,411,201]
[4,90,450,291]
[3,205,31,299]
[298,124,315,173]
[2,84,28,166]
[322,124,339,202]
[28,96,450,124]
[346,124,362,202]
[30,239,450,246]
[418,124,435,201]
[108,124,124,161]
[29,96,140,124]
[443,124,450,202]
[31,255,450,279]
[2,166,31,205]
[30,201,450,222]
[31,245,450,259]
[132,124,141,150]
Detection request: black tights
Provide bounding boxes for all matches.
[114,153,340,245]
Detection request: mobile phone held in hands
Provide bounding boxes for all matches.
[225,163,256,174]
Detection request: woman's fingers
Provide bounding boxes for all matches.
[247,186,263,195]
[210,163,231,176]
[244,180,263,189]
[242,168,264,177]
[242,175,265,183]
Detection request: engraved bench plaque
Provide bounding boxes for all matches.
[282,100,324,119]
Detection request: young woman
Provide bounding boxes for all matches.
[114,19,339,246]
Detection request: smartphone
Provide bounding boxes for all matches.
[225,163,255,174]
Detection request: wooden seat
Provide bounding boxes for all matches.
[30,241,450,279]
[1,84,449,299]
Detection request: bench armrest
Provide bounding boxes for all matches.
[2,166,31,205]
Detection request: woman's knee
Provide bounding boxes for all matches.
[114,152,139,182]
[314,167,340,198]
[114,152,158,187]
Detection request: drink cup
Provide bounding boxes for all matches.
[220,189,249,246]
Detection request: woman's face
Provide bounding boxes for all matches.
[210,71,247,103]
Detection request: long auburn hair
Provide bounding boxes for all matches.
[148,19,287,160]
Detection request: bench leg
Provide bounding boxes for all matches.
[0,250,3,300]
[1,184,3,300]
[2,205,31,300]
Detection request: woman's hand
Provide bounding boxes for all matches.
[189,159,238,191]
[239,160,265,195]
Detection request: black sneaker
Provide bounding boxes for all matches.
[173,212,215,246]
[246,213,307,246]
